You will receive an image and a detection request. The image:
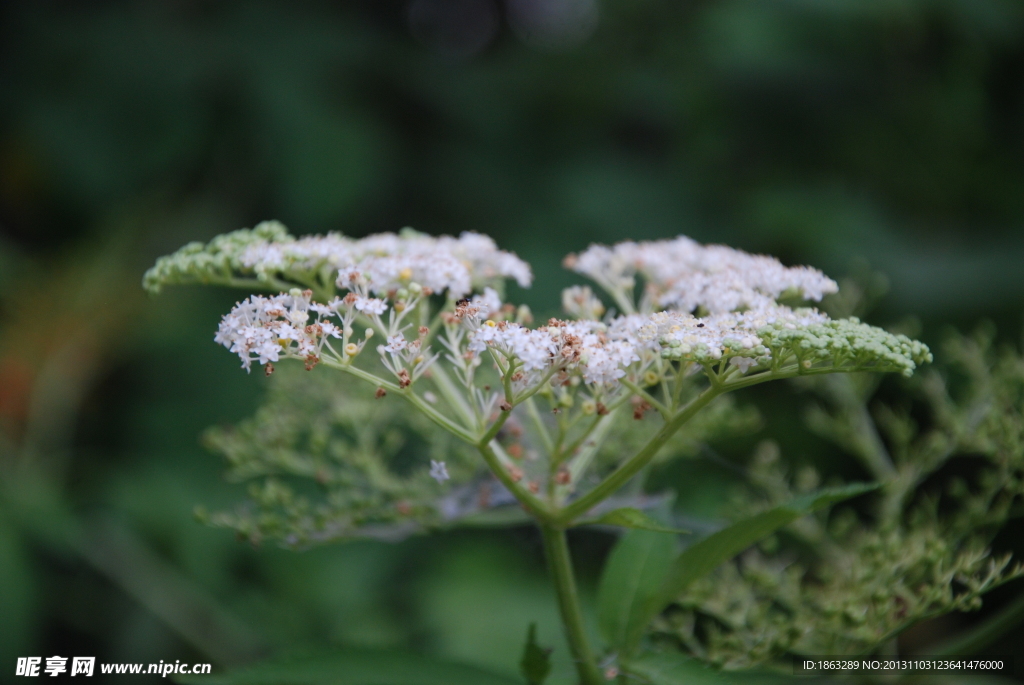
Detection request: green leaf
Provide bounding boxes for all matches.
[622,652,793,684]
[620,483,877,655]
[174,650,521,685]
[581,508,689,534]
[597,529,676,654]
[658,484,877,601]
[519,623,552,685]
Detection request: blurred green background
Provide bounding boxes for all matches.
[1,1,1023,682]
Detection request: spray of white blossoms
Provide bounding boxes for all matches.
[146,223,931,685]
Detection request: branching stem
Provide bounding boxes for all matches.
[558,384,723,523]
[475,440,553,523]
[619,378,671,420]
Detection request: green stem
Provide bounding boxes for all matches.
[539,524,603,685]
[852,398,898,481]
[320,358,477,444]
[429,364,478,430]
[722,363,875,391]
[476,441,553,523]
[556,415,605,469]
[558,385,722,523]
[563,412,618,490]
[405,390,477,444]
[525,397,555,454]
[600,281,636,316]
[320,358,400,392]
[513,367,559,405]
[619,378,671,420]
[478,409,510,446]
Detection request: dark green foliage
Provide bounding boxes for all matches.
[599,485,876,658]
[651,329,1024,668]
[591,393,761,472]
[175,649,521,685]
[519,623,553,685]
[199,365,486,547]
[582,508,689,535]
[622,651,791,685]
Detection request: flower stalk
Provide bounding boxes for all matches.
[540,523,604,685]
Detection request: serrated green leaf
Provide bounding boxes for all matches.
[619,483,878,655]
[581,508,689,534]
[519,623,552,685]
[622,652,794,684]
[173,650,521,685]
[597,529,676,653]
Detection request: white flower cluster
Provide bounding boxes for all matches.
[376,326,439,388]
[567,236,838,313]
[214,290,342,371]
[241,226,532,298]
[467,318,641,386]
[562,285,606,320]
[166,226,930,392]
[143,222,532,299]
[464,296,928,385]
[639,305,830,371]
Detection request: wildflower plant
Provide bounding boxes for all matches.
[649,311,1024,672]
[147,223,938,684]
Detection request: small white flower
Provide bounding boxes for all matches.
[354,296,388,315]
[384,335,407,354]
[471,287,502,316]
[731,356,757,373]
[429,460,450,483]
[319,321,343,338]
[310,302,334,315]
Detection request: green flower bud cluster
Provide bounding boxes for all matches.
[657,337,760,363]
[145,222,534,302]
[143,221,290,294]
[657,316,933,377]
[757,317,932,376]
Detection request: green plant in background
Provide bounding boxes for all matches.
[647,308,1024,671]
[145,222,970,685]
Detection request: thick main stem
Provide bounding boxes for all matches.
[539,524,604,685]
